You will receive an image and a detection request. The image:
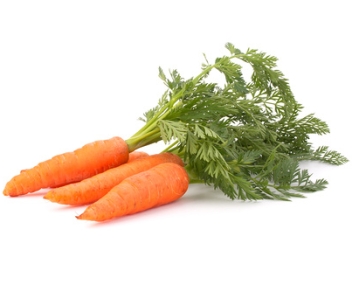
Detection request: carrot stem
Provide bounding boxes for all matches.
[125,129,161,152]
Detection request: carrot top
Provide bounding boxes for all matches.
[123,43,348,200]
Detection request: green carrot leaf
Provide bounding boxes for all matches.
[127,43,348,201]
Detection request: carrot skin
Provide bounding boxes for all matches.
[3,137,129,197]
[127,151,149,162]
[76,162,189,222]
[44,152,184,205]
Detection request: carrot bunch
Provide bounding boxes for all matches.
[3,43,348,222]
[4,144,189,221]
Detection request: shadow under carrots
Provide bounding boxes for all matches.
[179,184,254,205]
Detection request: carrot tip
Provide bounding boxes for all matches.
[76,207,100,221]
[76,214,88,221]
[43,192,51,200]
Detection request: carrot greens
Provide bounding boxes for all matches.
[125,42,348,200]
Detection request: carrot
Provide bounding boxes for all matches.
[127,151,149,162]
[76,162,189,222]
[42,151,149,191]
[44,152,184,205]
[3,136,129,197]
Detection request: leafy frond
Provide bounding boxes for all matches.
[295,146,349,165]
[158,120,187,143]
[128,42,348,201]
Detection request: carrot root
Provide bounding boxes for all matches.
[76,162,189,222]
[3,136,129,197]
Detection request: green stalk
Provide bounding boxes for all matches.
[125,129,161,152]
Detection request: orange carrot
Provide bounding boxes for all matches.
[44,152,184,205]
[3,137,129,197]
[39,151,149,191]
[127,151,149,162]
[76,162,189,222]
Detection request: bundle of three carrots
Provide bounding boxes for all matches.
[3,137,189,222]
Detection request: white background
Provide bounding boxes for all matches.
[1,1,351,284]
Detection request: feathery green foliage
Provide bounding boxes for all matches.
[126,43,348,200]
